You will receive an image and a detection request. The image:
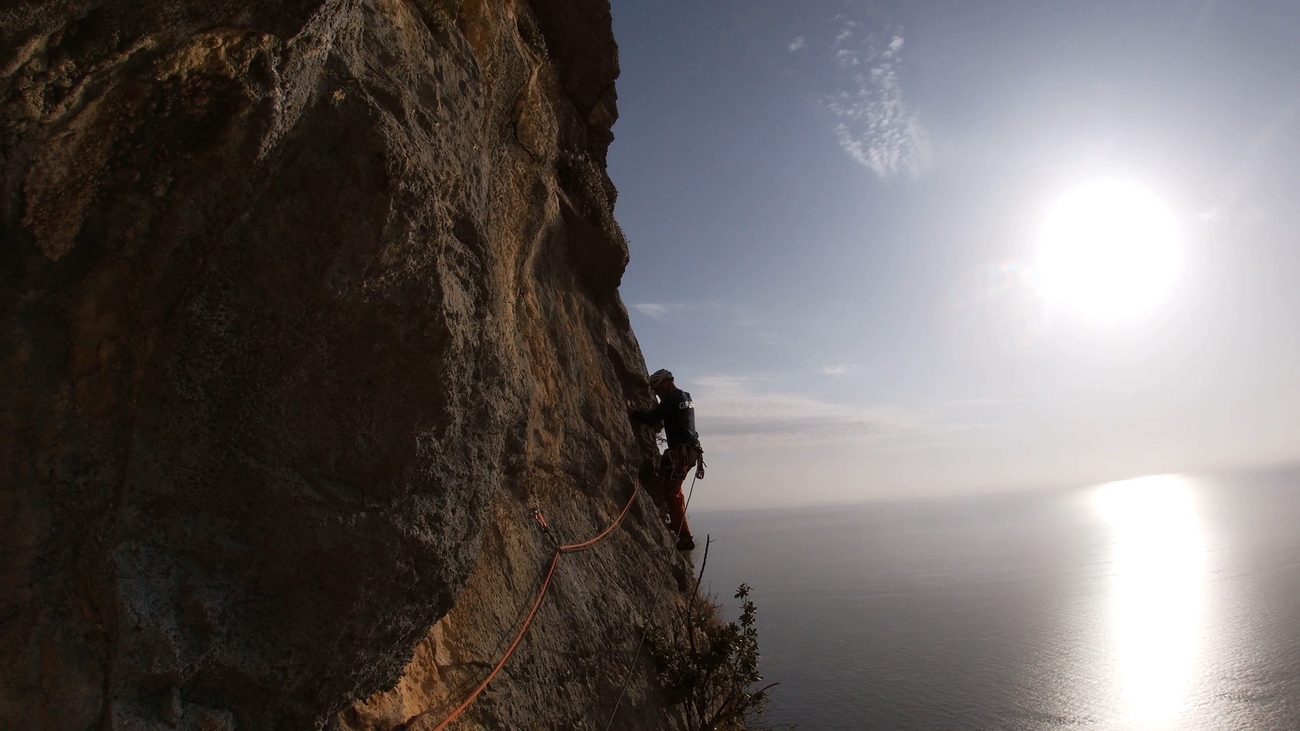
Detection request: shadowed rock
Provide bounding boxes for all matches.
[1,1,675,728]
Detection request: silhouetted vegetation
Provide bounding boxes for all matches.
[645,539,790,730]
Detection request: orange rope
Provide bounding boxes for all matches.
[418,481,642,731]
[428,551,560,731]
[559,482,641,553]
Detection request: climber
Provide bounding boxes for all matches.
[628,368,704,551]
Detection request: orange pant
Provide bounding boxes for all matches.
[659,445,699,536]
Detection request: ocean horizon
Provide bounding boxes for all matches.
[690,466,1300,730]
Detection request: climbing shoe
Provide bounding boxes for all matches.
[676,534,695,551]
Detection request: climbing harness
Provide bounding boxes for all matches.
[661,444,704,482]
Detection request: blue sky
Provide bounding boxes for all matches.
[607,0,1300,508]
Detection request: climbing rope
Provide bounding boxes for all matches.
[600,471,699,731]
[413,479,642,731]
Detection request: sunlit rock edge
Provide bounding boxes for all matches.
[0,0,694,728]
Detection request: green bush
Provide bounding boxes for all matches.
[645,540,788,730]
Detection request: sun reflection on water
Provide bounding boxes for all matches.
[1095,475,1204,725]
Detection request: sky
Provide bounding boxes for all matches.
[606,0,1300,509]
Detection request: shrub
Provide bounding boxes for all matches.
[645,539,788,730]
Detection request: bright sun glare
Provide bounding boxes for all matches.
[1095,475,1203,723]
[1035,179,1181,321]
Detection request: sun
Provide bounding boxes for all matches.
[1034,179,1181,321]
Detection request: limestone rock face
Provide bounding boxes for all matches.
[1,0,682,728]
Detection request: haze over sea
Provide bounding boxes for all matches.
[691,466,1300,730]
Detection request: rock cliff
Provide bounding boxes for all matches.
[1,0,688,728]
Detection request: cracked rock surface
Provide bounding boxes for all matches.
[1,0,688,728]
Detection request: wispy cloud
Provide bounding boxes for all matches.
[788,35,806,52]
[820,21,930,179]
[687,375,946,451]
[631,303,683,320]
[821,364,859,376]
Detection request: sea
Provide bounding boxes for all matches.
[689,467,1300,731]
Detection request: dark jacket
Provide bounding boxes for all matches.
[631,388,701,449]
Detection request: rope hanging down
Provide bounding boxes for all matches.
[414,480,643,731]
[600,471,699,731]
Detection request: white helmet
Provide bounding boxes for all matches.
[648,369,673,388]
